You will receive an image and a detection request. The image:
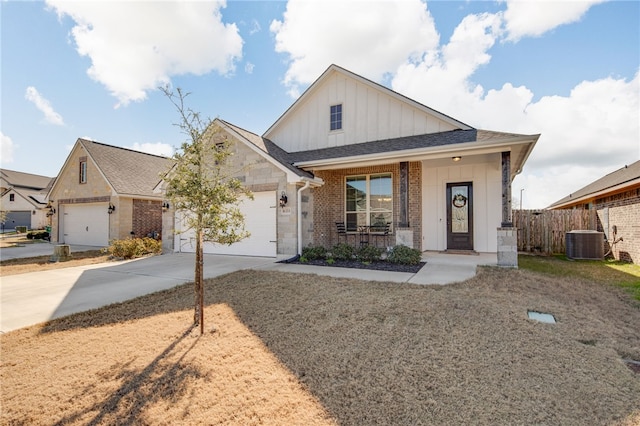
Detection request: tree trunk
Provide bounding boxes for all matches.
[194,227,202,328]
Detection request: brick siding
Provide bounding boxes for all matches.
[313,162,422,249]
[595,187,640,264]
[132,199,162,239]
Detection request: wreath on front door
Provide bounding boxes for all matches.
[452,193,467,208]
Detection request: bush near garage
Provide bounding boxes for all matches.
[26,230,50,240]
[104,237,162,259]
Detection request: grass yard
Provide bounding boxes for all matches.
[1,257,639,425]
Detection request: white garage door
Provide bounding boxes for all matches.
[177,191,277,257]
[63,203,109,246]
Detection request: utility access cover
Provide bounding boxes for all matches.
[527,311,556,324]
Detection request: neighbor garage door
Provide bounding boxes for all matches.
[62,203,109,246]
[4,211,31,230]
[177,191,277,257]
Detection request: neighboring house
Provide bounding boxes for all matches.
[168,64,539,265]
[548,160,640,264]
[48,139,174,246]
[0,169,53,231]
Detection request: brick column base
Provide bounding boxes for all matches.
[497,227,518,268]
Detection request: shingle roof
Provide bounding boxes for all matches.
[0,169,53,190]
[289,129,478,163]
[79,139,175,197]
[548,160,640,208]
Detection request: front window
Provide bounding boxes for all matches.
[345,173,392,231]
[330,104,342,131]
[79,160,87,184]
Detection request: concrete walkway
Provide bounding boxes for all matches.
[1,250,496,333]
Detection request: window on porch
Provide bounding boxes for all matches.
[345,173,392,231]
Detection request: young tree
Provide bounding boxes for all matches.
[162,87,252,335]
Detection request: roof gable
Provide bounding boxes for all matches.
[216,119,316,181]
[49,139,175,199]
[79,139,175,197]
[263,64,473,153]
[549,160,640,208]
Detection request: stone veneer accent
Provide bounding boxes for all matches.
[497,227,518,267]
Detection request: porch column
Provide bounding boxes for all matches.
[395,161,414,248]
[501,151,512,227]
[498,151,517,267]
[399,161,409,227]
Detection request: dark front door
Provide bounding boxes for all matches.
[447,182,473,251]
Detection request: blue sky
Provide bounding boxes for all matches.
[1,0,638,208]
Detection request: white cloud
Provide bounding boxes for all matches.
[270,0,439,98]
[24,86,65,125]
[130,142,174,158]
[503,0,607,41]
[46,0,243,107]
[271,0,637,208]
[245,62,255,74]
[1,132,15,164]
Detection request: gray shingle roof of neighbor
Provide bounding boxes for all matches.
[548,160,640,208]
[79,139,175,197]
[1,169,54,191]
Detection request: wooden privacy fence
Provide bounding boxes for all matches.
[513,209,597,254]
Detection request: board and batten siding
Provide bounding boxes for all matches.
[270,71,457,152]
[421,155,502,253]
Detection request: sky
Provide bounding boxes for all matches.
[1,0,638,209]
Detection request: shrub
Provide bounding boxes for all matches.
[330,243,355,261]
[356,244,383,263]
[106,237,162,259]
[26,230,49,240]
[387,244,422,265]
[301,245,327,261]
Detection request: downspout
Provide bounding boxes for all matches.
[297,180,311,255]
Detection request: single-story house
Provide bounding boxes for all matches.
[548,160,640,264]
[47,139,174,246]
[0,169,53,231]
[167,64,539,266]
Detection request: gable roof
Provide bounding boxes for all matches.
[50,139,175,199]
[263,64,473,139]
[0,169,53,191]
[216,119,318,182]
[548,160,640,209]
[80,139,175,197]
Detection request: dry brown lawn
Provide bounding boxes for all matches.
[0,250,111,276]
[1,266,639,425]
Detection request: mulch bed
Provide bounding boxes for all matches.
[280,258,426,273]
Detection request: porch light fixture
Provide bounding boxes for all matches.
[108,203,116,214]
[452,156,462,162]
[279,191,288,208]
[46,206,56,217]
[162,201,170,211]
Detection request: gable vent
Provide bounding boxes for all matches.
[566,230,604,260]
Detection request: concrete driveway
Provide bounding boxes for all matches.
[1,251,496,333]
